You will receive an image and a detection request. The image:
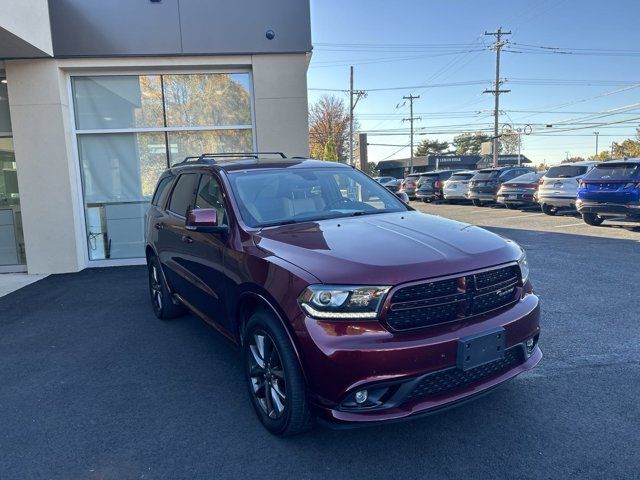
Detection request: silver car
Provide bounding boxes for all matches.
[442,170,476,203]
[538,161,599,215]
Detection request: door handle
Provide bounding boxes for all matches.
[181,235,193,244]
[154,223,163,230]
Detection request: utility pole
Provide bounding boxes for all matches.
[349,66,366,167]
[402,94,421,173]
[484,27,511,167]
[594,131,600,157]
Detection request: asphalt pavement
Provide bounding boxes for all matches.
[0,203,638,479]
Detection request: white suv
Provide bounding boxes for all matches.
[443,170,476,203]
[538,162,599,215]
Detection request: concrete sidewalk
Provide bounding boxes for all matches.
[0,273,47,298]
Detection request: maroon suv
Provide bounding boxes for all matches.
[145,153,541,435]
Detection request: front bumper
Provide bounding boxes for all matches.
[294,291,541,426]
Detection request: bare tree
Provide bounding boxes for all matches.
[309,95,351,162]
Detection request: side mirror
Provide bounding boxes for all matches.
[186,208,229,234]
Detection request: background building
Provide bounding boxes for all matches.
[0,0,312,274]
[377,155,533,178]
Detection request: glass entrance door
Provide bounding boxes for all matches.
[0,78,26,270]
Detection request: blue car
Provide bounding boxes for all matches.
[576,159,640,226]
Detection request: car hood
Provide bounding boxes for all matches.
[253,211,522,285]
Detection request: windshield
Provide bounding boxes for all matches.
[545,165,589,178]
[472,170,500,180]
[228,167,409,228]
[585,163,640,181]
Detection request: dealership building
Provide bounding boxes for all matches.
[0,0,312,274]
[377,154,533,178]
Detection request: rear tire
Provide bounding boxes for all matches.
[583,212,604,226]
[147,255,186,320]
[472,199,483,207]
[243,309,314,436]
[541,203,557,216]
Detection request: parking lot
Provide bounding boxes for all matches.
[1,204,638,480]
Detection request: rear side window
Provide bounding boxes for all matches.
[151,176,173,207]
[546,165,589,178]
[168,173,199,216]
[509,172,540,183]
[585,163,640,180]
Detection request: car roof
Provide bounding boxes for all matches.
[418,169,464,175]
[597,158,640,165]
[549,161,599,167]
[169,156,352,174]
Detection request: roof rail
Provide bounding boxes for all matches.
[171,151,287,168]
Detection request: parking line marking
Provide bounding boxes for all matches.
[502,213,545,220]
[554,222,586,228]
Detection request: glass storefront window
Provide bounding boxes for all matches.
[72,72,254,261]
[0,80,12,133]
[167,129,254,164]
[0,136,25,266]
[72,76,164,130]
[163,74,252,127]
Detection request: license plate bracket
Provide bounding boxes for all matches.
[457,327,505,371]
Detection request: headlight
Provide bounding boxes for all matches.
[518,252,530,285]
[298,285,391,319]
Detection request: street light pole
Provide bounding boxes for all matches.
[594,131,599,157]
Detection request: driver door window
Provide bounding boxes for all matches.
[195,175,229,226]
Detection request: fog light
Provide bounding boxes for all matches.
[354,389,368,405]
[526,338,535,353]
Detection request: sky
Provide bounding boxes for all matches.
[307,0,640,166]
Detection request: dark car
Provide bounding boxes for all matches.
[468,166,536,207]
[415,170,463,203]
[399,173,421,199]
[145,153,541,435]
[382,178,402,193]
[496,171,547,209]
[576,159,640,225]
[375,176,397,185]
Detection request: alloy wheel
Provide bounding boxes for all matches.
[248,330,287,419]
[149,263,163,312]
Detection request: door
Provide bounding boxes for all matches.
[0,138,25,270]
[182,174,231,329]
[159,172,199,297]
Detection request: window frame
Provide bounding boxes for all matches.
[195,173,231,227]
[167,173,200,218]
[67,69,256,263]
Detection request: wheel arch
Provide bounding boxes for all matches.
[235,289,309,384]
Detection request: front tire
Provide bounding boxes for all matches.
[583,212,604,226]
[147,255,186,320]
[505,203,518,210]
[472,199,483,207]
[243,309,314,436]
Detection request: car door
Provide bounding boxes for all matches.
[180,173,232,330]
[159,172,200,299]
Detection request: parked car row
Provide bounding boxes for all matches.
[387,158,640,227]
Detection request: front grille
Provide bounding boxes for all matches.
[385,265,520,331]
[405,347,522,402]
